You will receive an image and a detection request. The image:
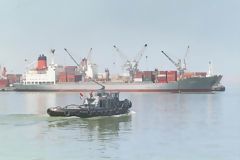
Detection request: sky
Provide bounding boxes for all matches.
[0,0,240,85]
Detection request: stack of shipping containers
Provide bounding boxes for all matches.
[142,71,153,82]
[6,74,22,84]
[57,66,82,83]
[156,71,167,83]
[167,71,177,82]
[134,71,143,82]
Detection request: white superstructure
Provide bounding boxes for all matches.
[23,54,56,85]
[24,65,56,85]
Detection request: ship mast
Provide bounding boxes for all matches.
[50,49,55,65]
[207,61,213,77]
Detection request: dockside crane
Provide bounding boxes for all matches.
[113,44,148,82]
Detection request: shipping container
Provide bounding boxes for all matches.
[65,66,77,74]
[167,78,176,82]
[142,71,153,81]
[75,75,82,82]
[195,72,207,77]
[134,71,143,78]
[182,72,194,78]
[157,71,167,77]
[159,78,168,83]
[143,77,152,81]
[155,77,167,83]
[6,74,22,84]
[58,72,66,76]
[66,74,75,82]
[159,71,167,74]
[58,75,67,82]
[143,71,152,77]
[167,71,177,75]
[167,71,177,82]
[0,79,9,88]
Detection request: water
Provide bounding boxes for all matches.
[0,89,240,160]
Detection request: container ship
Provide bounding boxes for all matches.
[13,47,224,92]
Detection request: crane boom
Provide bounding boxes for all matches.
[183,45,190,70]
[64,48,80,67]
[113,45,129,63]
[87,48,93,64]
[184,45,190,59]
[161,51,178,67]
[133,44,147,63]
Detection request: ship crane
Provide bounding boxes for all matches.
[113,45,132,70]
[113,44,148,82]
[64,48,97,79]
[132,44,148,71]
[183,45,190,70]
[0,66,7,79]
[87,48,93,65]
[63,48,88,79]
[161,50,186,75]
[64,48,81,67]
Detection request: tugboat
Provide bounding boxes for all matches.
[47,80,132,118]
[212,84,226,91]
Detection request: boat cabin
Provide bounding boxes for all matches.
[83,91,120,108]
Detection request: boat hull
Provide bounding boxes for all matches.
[14,75,222,92]
[47,104,131,118]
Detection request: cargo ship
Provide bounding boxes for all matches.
[13,48,224,92]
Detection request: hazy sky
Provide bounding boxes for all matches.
[0,0,240,85]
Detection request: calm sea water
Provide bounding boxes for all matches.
[0,88,240,160]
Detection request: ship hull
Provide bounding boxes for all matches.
[13,75,222,93]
